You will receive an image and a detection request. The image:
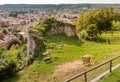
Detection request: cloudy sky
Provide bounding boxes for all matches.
[0,0,120,5]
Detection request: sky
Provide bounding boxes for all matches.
[0,0,120,5]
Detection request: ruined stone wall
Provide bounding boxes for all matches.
[64,24,76,37]
[27,27,44,56]
[47,22,76,37]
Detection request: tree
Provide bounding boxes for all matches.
[86,24,98,39]
[77,7,120,38]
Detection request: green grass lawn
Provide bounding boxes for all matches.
[99,67,120,82]
[102,31,120,45]
[2,32,120,82]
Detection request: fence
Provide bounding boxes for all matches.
[64,55,120,82]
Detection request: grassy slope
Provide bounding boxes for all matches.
[2,32,120,82]
[99,67,120,82]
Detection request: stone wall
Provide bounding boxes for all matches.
[27,28,45,56]
[64,24,76,37]
[47,22,76,37]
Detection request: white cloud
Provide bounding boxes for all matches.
[0,0,120,5]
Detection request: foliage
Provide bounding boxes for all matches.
[13,30,20,36]
[0,47,6,54]
[2,29,8,34]
[30,17,59,36]
[79,30,89,40]
[86,24,98,40]
[0,44,27,80]
[77,7,120,39]
[79,24,100,40]
[111,20,120,31]
[7,39,21,50]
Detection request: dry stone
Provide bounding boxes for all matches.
[47,20,76,37]
[43,51,51,56]
[82,55,92,66]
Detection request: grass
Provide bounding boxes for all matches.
[101,31,120,45]
[99,67,120,82]
[2,32,120,82]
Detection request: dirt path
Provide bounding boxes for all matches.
[54,60,84,74]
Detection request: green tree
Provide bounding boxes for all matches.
[86,24,98,39]
[77,7,120,38]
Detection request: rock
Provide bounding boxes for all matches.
[47,43,56,49]
[43,57,51,61]
[42,51,51,56]
[82,54,92,66]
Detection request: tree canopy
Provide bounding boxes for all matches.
[77,7,120,40]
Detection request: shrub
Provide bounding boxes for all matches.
[79,30,88,39]
[7,39,21,50]
[0,44,27,80]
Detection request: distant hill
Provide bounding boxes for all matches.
[0,4,120,13]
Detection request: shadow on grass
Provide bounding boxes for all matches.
[34,47,47,60]
[2,74,21,82]
[112,73,120,82]
[92,37,107,44]
[44,34,84,47]
[117,80,120,82]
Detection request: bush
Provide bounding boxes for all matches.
[0,44,27,80]
[79,24,99,41]
[0,48,6,54]
[79,30,88,39]
[7,38,21,50]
